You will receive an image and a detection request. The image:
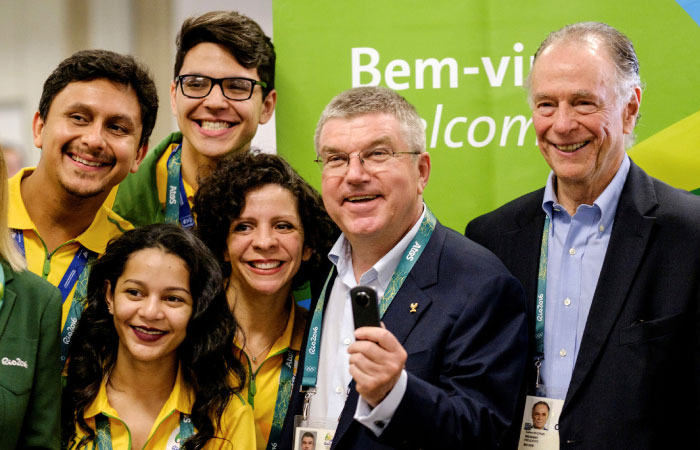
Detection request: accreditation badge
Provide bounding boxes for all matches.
[517,395,563,449]
[293,416,337,450]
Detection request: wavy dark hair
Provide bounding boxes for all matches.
[62,224,246,449]
[193,150,338,289]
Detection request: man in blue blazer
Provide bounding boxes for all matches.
[467,22,700,449]
[280,86,528,449]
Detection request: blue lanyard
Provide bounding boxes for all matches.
[165,144,195,229]
[301,207,437,393]
[534,215,551,390]
[12,230,95,365]
[94,412,194,449]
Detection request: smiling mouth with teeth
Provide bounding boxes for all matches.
[555,141,590,152]
[200,120,233,131]
[70,154,110,167]
[347,195,378,202]
[249,261,283,270]
[132,326,166,335]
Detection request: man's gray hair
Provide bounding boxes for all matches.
[527,22,641,100]
[314,86,426,154]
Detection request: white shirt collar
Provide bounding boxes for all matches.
[328,204,427,293]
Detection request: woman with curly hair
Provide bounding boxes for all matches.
[194,151,337,450]
[62,224,254,449]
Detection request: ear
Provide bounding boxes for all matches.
[301,246,313,262]
[258,89,277,125]
[622,86,642,135]
[32,111,45,149]
[170,80,178,117]
[416,152,431,195]
[130,143,148,173]
[105,280,115,315]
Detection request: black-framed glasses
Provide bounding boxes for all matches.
[176,75,268,101]
[314,148,421,174]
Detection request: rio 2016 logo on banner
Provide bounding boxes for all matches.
[273,0,700,230]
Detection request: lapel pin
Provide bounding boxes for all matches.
[409,302,418,313]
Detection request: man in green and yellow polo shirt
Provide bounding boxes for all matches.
[8,49,158,363]
[109,10,277,228]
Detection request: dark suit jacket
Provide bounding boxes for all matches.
[280,222,528,450]
[0,261,61,450]
[466,161,700,449]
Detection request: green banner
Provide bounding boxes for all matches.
[273,0,700,230]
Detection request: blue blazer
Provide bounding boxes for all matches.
[281,222,528,449]
[0,261,62,450]
[466,161,700,449]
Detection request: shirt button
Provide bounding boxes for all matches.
[599,225,605,232]
[569,248,576,255]
[343,338,352,345]
[335,386,344,394]
[374,420,386,428]
[564,298,571,306]
[560,348,567,357]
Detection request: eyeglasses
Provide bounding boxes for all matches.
[176,75,268,101]
[314,148,421,174]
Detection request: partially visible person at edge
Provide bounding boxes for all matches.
[109,10,276,228]
[467,22,700,449]
[194,151,338,450]
[0,147,62,449]
[62,224,255,449]
[1,142,25,177]
[7,49,157,367]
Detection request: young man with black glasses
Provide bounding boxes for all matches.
[109,10,277,227]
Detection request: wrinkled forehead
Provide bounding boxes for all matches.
[318,113,407,152]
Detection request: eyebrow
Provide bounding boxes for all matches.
[123,279,191,294]
[66,102,138,130]
[320,136,395,154]
[532,90,597,103]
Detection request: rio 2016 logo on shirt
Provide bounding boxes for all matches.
[1,357,28,368]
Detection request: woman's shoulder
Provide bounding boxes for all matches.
[2,263,61,317]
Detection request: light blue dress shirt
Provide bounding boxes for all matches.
[540,155,630,399]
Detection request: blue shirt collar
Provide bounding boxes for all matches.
[542,154,630,227]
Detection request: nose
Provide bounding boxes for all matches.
[139,296,165,320]
[81,123,106,150]
[203,83,228,109]
[551,103,578,134]
[252,226,278,251]
[343,153,371,184]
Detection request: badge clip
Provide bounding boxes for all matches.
[301,387,316,421]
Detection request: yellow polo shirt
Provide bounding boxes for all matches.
[8,168,132,329]
[238,303,306,450]
[68,368,255,449]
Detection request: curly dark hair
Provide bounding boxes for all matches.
[38,49,158,148]
[193,150,338,289]
[174,10,275,97]
[62,224,245,450]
